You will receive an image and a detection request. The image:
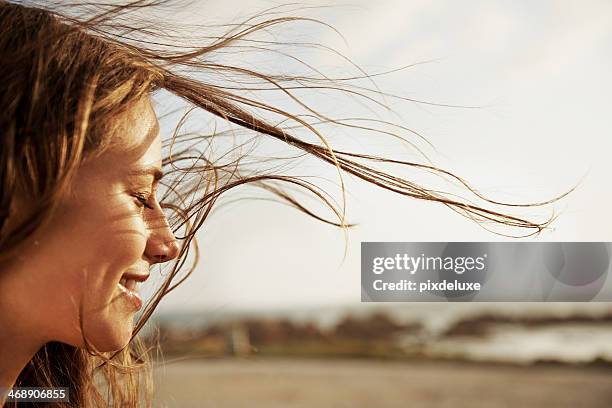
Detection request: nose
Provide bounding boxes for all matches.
[144,208,180,264]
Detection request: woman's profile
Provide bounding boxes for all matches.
[0,1,565,406]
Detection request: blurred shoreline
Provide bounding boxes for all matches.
[148,303,612,366]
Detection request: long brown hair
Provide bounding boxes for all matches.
[0,1,569,406]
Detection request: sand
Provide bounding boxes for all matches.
[152,358,612,407]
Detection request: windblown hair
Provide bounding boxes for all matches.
[0,0,567,406]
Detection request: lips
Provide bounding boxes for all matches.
[120,271,150,283]
[117,271,149,310]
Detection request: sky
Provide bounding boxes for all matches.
[133,0,612,314]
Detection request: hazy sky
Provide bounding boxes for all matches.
[138,0,612,313]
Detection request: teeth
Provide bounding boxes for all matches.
[126,278,137,291]
[118,277,138,292]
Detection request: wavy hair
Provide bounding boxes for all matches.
[0,0,568,406]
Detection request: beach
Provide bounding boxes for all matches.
[153,358,612,408]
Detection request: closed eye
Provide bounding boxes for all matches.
[133,193,154,210]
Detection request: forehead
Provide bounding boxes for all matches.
[111,97,159,149]
[67,97,162,199]
[104,97,161,169]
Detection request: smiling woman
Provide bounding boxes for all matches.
[0,93,180,403]
[0,0,565,407]
[0,97,177,349]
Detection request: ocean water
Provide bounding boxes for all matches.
[152,302,612,364]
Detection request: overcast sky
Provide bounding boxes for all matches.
[138,0,612,314]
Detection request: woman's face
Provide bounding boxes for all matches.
[6,97,179,351]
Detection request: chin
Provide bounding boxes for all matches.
[93,331,133,352]
[81,313,136,352]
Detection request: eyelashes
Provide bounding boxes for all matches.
[132,192,155,210]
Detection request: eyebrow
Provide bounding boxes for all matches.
[129,166,164,182]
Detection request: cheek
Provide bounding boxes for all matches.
[70,220,148,350]
[60,205,148,285]
[86,208,148,301]
[102,217,148,267]
[34,196,148,346]
[80,220,147,351]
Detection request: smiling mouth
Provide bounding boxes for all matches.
[119,276,138,291]
[117,272,149,311]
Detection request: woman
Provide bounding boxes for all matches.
[0,1,563,406]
